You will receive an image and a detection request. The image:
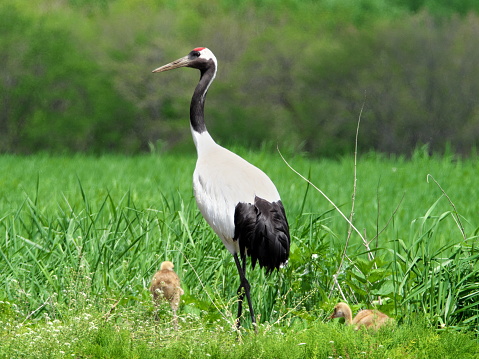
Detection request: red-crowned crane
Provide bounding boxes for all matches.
[152,47,290,331]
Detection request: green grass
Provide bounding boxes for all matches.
[0,149,478,357]
[1,309,478,359]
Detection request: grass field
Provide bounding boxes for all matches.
[1,149,478,358]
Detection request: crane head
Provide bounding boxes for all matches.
[152,47,217,73]
[160,261,175,271]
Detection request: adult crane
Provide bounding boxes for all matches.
[152,47,290,331]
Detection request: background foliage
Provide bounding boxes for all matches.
[2,0,479,155]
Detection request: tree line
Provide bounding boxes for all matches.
[1,0,479,156]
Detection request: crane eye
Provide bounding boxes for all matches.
[190,50,201,58]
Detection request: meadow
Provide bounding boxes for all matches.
[1,149,478,358]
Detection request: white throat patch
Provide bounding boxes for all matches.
[199,48,218,92]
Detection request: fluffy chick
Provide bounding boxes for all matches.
[149,261,184,329]
[330,302,393,330]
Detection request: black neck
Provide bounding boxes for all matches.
[190,65,215,134]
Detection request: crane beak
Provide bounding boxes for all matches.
[152,56,191,73]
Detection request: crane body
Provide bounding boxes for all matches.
[153,47,290,330]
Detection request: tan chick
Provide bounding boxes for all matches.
[330,302,392,330]
[149,261,184,329]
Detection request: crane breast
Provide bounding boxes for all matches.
[192,142,285,256]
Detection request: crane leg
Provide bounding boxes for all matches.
[235,254,246,324]
[233,253,257,333]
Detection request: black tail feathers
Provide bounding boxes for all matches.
[234,196,290,273]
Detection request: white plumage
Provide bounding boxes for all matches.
[193,131,281,254]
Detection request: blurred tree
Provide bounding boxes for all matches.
[251,11,479,156]
[1,0,479,155]
[0,2,138,153]
[356,12,479,154]
[390,0,479,15]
